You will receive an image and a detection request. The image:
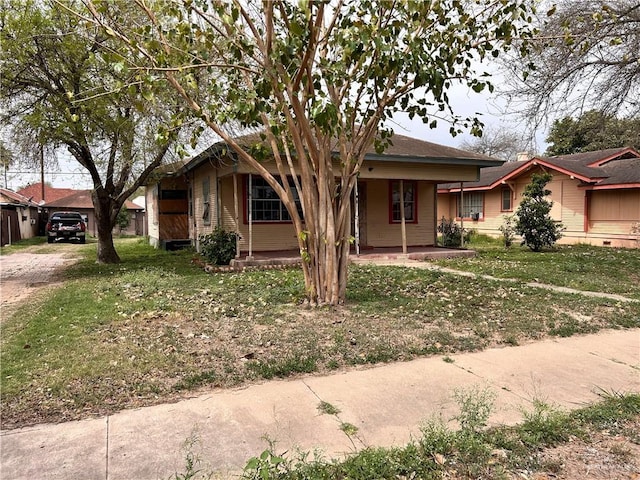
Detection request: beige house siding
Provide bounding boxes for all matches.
[359,162,480,182]
[363,180,436,247]
[213,175,440,252]
[191,164,220,247]
[590,189,640,235]
[439,169,640,248]
[145,185,160,247]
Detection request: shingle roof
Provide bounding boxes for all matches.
[183,130,503,174]
[43,190,144,210]
[0,188,38,206]
[439,147,640,191]
[17,183,77,204]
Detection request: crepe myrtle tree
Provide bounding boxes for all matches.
[81,0,539,305]
[1,0,187,263]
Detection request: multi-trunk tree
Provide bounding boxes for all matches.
[82,0,538,304]
[1,0,186,263]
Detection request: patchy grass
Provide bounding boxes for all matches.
[239,392,640,480]
[1,238,639,428]
[432,243,640,300]
[0,236,47,254]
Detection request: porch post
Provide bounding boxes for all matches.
[248,173,253,260]
[400,179,407,254]
[354,180,360,256]
[460,182,464,248]
[233,172,240,258]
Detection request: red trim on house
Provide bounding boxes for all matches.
[579,183,640,190]
[586,147,640,167]
[388,180,418,224]
[584,191,590,233]
[437,157,600,195]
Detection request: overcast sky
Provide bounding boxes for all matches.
[4,79,546,192]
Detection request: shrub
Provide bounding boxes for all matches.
[437,217,472,247]
[498,215,516,247]
[198,227,238,265]
[515,173,564,251]
[115,208,131,233]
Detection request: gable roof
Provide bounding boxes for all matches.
[182,131,504,174]
[0,188,38,207]
[44,190,144,211]
[438,147,640,192]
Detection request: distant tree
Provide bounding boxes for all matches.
[459,127,533,162]
[515,173,563,251]
[503,0,640,121]
[545,111,640,156]
[115,208,131,234]
[0,141,14,172]
[1,1,188,263]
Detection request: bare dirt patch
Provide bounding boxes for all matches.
[531,419,640,480]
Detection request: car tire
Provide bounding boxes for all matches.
[80,238,86,244]
[47,237,54,244]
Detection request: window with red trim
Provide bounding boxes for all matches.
[457,192,484,219]
[501,188,512,211]
[390,180,417,223]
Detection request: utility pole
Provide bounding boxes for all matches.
[40,144,45,201]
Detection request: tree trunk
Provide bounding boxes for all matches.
[93,189,121,264]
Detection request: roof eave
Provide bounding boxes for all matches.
[362,153,503,167]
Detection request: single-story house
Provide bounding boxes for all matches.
[145,133,504,252]
[0,188,40,245]
[16,183,146,237]
[437,147,640,248]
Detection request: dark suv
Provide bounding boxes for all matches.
[46,211,87,244]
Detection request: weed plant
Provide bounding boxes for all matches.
[238,392,640,480]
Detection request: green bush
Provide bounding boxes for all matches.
[515,173,564,251]
[198,227,238,265]
[498,214,516,247]
[437,217,472,247]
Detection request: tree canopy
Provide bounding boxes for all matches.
[503,0,640,122]
[459,126,534,162]
[545,110,640,156]
[80,0,538,304]
[0,0,187,262]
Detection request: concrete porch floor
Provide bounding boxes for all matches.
[230,246,474,268]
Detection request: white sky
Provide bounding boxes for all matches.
[4,79,547,192]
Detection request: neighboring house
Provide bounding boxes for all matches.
[0,188,40,245]
[145,134,503,252]
[437,147,640,248]
[16,183,146,237]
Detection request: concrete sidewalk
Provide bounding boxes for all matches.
[2,329,639,480]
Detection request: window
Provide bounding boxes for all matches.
[501,188,512,211]
[160,189,187,200]
[249,176,302,222]
[458,192,484,219]
[390,180,417,223]
[202,177,211,225]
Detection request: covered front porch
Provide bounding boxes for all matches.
[228,245,474,268]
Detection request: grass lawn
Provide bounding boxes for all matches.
[432,240,640,300]
[1,238,639,429]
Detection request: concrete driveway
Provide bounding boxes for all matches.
[0,244,80,318]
